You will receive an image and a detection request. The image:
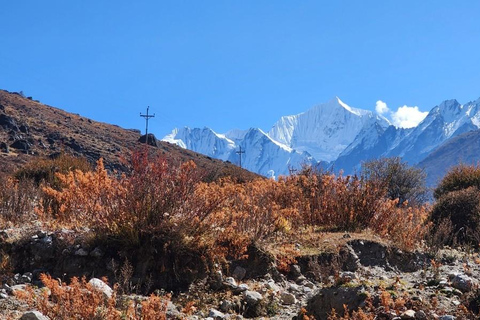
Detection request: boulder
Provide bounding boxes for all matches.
[306,286,368,319]
[88,278,113,299]
[10,139,31,151]
[20,311,50,320]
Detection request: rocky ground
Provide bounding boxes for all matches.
[1,227,480,319]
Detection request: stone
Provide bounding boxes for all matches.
[90,247,104,258]
[20,311,50,320]
[414,310,427,319]
[290,264,302,278]
[208,308,225,319]
[280,292,296,305]
[10,139,31,151]
[74,248,89,256]
[88,278,113,299]
[306,286,368,320]
[400,309,415,319]
[22,272,33,283]
[37,230,47,238]
[265,280,280,292]
[224,277,237,287]
[242,290,264,317]
[232,266,247,281]
[220,299,235,313]
[243,290,263,304]
[438,316,455,320]
[450,273,473,292]
[232,283,248,294]
[339,271,357,283]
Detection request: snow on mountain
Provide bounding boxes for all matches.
[335,97,480,173]
[163,126,312,177]
[226,128,314,177]
[387,98,480,164]
[268,97,390,161]
[163,95,480,180]
[163,127,235,161]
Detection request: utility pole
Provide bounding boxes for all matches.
[236,146,245,169]
[288,167,298,176]
[140,106,155,144]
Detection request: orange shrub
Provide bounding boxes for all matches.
[18,274,168,320]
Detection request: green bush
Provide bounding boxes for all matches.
[361,157,427,206]
[433,163,480,200]
[430,186,480,246]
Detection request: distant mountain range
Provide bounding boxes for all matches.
[163,96,480,185]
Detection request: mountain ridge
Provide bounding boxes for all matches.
[164,95,480,184]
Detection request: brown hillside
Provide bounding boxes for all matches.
[0,89,258,181]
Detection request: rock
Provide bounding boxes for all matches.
[242,290,264,317]
[232,266,246,281]
[10,139,31,151]
[243,290,262,304]
[22,272,33,283]
[290,264,302,278]
[37,230,47,238]
[438,316,455,320]
[166,301,182,319]
[0,142,8,153]
[11,284,28,295]
[339,271,357,284]
[20,311,50,320]
[450,273,473,292]
[0,293,8,299]
[232,283,248,294]
[88,278,113,299]
[0,114,19,130]
[220,299,235,313]
[265,280,281,292]
[90,247,104,258]
[138,133,158,146]
[414,310,427,319]
[306,286,368,320]
[74,248,89,256]
[208,308,225,319]
[224,277,237,287]
[210,270,223,290]
[400,309,416,319]
[280,292,296,305]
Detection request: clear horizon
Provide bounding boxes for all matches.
[1,1,480,137]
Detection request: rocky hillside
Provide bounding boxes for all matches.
[0,89,258,181]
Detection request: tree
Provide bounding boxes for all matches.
[361,157,427,206]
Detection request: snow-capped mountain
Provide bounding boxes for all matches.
[163,127,235,161]
[163,126,313,177]
[163,95,480,181]
[268,97,390,161]
[335,97,480,173]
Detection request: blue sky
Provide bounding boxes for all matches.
[1,1,480,137]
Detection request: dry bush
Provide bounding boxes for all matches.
[291,167,387,231]
[17,274,168,320]
[0,176,38,227]
[15,153,92,187]
[37,150,431,261]
[370,200,431,251]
